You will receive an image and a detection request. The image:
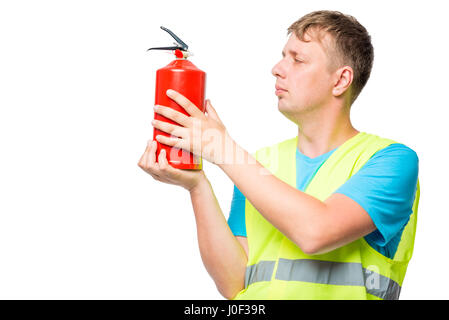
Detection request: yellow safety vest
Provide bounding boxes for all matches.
[233,132,420,300]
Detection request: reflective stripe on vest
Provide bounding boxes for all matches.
[245,259,401,300]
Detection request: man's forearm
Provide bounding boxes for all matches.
[218,141,328,254]
[189,176,247,299]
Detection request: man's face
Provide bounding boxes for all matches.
[271,32,335,122]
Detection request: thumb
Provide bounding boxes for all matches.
[205,99,222,123]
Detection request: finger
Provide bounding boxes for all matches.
[155,135,188,151]
[149,142,161,173]
[154,105,190,127]
[138,140,153,169]
[152,119,186,138]
[158,148,172,173]
[166,89,203,118]
[139,140,164,181]
[205,99,223,123]
[148,139,158,167]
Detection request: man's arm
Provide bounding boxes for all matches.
[149,92,376,255]
[189,175,248,299]
[138,139,248,299]
[218,142,376,255]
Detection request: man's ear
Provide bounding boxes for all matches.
[332,66,353,97]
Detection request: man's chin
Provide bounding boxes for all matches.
[277,100,290,112]
[277,103,301,124]
[278,105,293,118]
[279,110,300,125]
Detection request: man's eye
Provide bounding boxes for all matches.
[295,59,303,63]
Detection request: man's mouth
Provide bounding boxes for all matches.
[275,85,288,96]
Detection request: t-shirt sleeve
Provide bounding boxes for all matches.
[227,184,247,237]
[333,143,419,247]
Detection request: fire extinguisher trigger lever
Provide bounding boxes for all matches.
[147,26,189,53]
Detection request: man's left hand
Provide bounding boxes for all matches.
[152,89,234,165]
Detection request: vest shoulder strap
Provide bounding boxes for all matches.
[304,132,397,201]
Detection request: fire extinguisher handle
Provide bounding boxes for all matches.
[160,26,188,51]
[147,26,189,52]
[147,46,183,51]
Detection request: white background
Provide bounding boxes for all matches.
[0,0,448,299]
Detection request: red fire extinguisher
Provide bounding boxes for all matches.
[148,26,206,170]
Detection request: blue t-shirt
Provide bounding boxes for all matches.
[227,143,419,259]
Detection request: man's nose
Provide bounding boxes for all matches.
[271,60,286,79]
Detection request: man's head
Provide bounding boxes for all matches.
[272,10,373,120]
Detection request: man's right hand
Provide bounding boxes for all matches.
[138,140,206,192]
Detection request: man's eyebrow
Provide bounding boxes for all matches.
[281,49,306,58]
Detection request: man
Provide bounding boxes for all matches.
[138,10,420,300]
